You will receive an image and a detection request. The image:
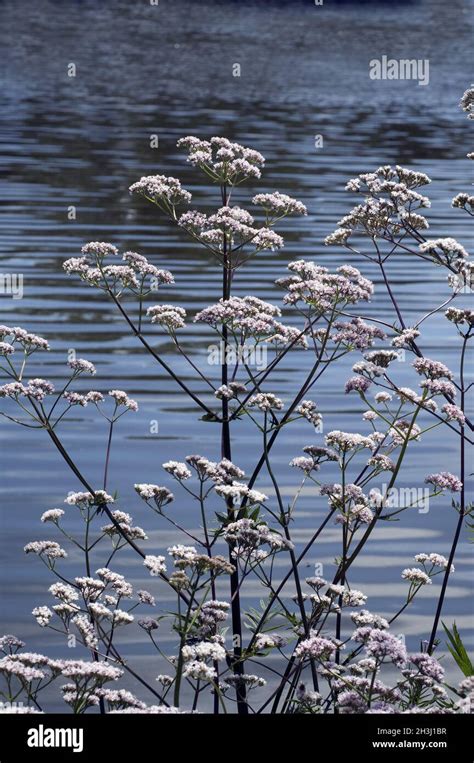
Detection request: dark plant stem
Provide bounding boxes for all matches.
[220,182,248,714]
[108,290,218,419]
[427,334,469,654]
[262,414,318,692]
[103,417,114,490]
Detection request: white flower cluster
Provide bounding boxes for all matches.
[223,518,293,561]
[278,259,373,312]
[64,245,175,298]
[177,136,265,183]
[195,295,307,348]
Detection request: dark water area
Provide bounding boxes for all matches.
[0,0,473,708]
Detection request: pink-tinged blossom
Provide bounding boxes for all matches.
[97,688,146,710]
[215,482,268,505]
[134,483,174,508]
[400,211,429,230]
[452,192,474,212]
[324,227,352,246]
[414,553,454,572]
[364,350,399,368]
[296,400,322,427]
[88,603,113,621]
[147,304,186,331]
[290,456,319,473]
[65,261,140,292]
[223,518,292,555]
[72,615,99,649]
[389,420,421,445]
[185,454,245,484]
[425,472,463,492]
[302,446,337,463]
[181,641,227,662]
[409,653,444,683]
[279,260,373,311]
[122,252,174,284]
[167,544,198,566]
[365,630,407,667]
[352,362,385,381]
[0,635,25,653]
[458,676,474,696]
[95,569,133,597]
[252,229,284,251]
[255,633,288,650]
[448,259,474,292]
[195,295,278,332]
[24,378,54,401]
[294,635,340,660]
[350,504,374,524]
[109,705,188,714]
[143,555,167,576]
[412,357,454,380]
[351,610,389,630]
[137,590,155,607]
[362,410,377,421]
[0,382,31,399]
[0,326,50,352]
[460,85,474,117]
[108,389,138,411]
[61,660,122,682]
[252,192,307,217]
[75,577,106,601]
[224,674,266,690]
[162,461,192,481]
[65,490,114,509]
[41,509,65,523]
[129,175,192,205]
[177,136,265,184]
[345,375,371,394]
[391,327,420,348]
[24,541,67,559]
[85,391,104,404]
[368,454,395,472]
[68,358,96,375]
[182,661,217,682]
[32,606,53,627]
[374,391,392,403]
[394,387,418,404]
[180,206,280,255]
[214,385,235,400]
[248,393,283,412]
[101,512,148,541]
[195,601,230,631]
[419,238,469,263]
[49,583,79,603]
[0,657,46,682]
[325,430,375,452]
[63,392,88,407]
[337,588,368,607]
[110,610,134,626]
[442,403,466,424]
[326,165,431,246]
[332,317,386,350]
[63,257,90,276]
[401,568,432,585]
[81,242,118,261]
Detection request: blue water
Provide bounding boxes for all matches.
[0,0,472,710]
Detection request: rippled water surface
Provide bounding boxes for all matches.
[0,0,473,708]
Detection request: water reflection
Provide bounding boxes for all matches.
[0,0,472,708]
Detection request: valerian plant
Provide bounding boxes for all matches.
[0,89,472,715]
